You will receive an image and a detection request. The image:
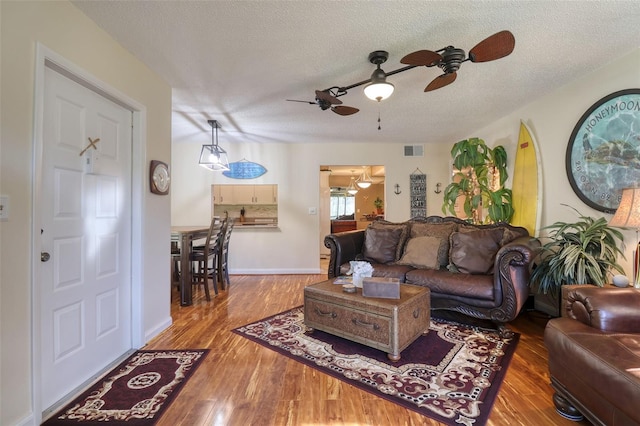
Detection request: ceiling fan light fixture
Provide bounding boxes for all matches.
[364,50,395,102]
[364,81,394,102]
[364,68,394,101]
[198,120,230,171]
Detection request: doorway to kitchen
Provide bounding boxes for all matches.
[318,165,385,263]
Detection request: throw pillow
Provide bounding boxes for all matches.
[397,236,440,269]
[449,228,504,274]
[409,222,458,267]
[369,221,409,261]
[362,227,404,264]
[458,223,527,246]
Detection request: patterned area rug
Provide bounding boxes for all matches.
[42,349,208,425]
[233,307,519,426]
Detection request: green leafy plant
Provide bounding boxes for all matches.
[530,206,626,294]
[441,137,513,224]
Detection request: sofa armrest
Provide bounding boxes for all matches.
[566,286,640,333]
[324,229,365,278]
[492,236,541,322]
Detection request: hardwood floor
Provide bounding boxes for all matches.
[146,273,591,425]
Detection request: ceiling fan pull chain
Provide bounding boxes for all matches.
[377,105,382,131]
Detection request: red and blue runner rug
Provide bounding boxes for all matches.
[42,349,208,425]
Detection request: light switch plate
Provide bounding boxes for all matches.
[0,195,9,221]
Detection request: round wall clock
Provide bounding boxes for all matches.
[150,160,170,195]
[565,89,640,213]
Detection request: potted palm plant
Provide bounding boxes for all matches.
[373,197,383,214]
[441,137,513,224]
[529,206,626,316]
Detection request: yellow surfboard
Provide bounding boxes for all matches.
[511,121,542,236]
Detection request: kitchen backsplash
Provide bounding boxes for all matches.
[214,204,278,221]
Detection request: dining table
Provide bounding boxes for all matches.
[171,225,210,305]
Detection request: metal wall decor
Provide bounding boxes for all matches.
[566,88,640,213]
[410,169,427,218]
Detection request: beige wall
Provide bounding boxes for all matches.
[0,2,172,425]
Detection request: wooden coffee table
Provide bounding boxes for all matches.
[304,279,430,361]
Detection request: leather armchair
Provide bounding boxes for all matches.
[544,286,640,425]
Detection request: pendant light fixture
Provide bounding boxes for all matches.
[363,51,395,102]
[347,171,359,195]
[199,119,230,171]
[356,166,373,189]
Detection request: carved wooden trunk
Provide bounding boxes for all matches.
[304,279,430,361]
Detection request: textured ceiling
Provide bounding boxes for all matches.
[72,1,640,146]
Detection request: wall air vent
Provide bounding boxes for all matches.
[403,145,424,157]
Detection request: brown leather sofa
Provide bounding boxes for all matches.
[544,286,640,424]
[324,216,540,336]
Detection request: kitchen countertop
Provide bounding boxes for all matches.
[235,218,278,228]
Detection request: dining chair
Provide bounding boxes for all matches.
[218,219,234,290]
[189,217,222,301]
[171,240,181,290]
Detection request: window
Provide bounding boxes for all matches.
[330,191,355,219]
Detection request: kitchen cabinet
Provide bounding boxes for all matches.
[233,185,255,204]
[253,184,277,204]
[212,185,236,204]
[212,184,277,205]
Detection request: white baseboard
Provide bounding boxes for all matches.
[13,412,35,426]
[144,316,173,343]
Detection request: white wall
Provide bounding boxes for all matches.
[473,48,640,277]
[171,140,452,273]
[0,2,172,424]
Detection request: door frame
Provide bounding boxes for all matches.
[31,43,146,422]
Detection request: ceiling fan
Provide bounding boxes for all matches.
[400,30,516,92]
[287,30,515,115]
[286,89,360,116]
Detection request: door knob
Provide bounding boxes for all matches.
[41,252,51,262]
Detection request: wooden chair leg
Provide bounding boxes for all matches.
[217,256,224,290]
[202,260,211,301]
[223,253,230,288]
[209,255,219,295]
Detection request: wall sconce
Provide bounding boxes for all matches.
[199,119,230,171]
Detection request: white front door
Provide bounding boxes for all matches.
[40,67,133,410]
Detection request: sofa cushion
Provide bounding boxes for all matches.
[459,223,526,246]
[409,222,458,267]
[405,268,494,301]
[362,226,404,264]
[449,228,504,274]
[397,236,440,269]
[369,221,409,260]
